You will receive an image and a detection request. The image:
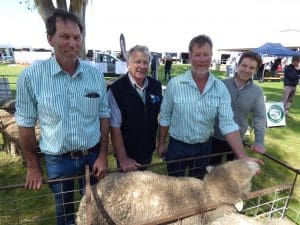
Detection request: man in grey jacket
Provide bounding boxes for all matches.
[211,51,266,165]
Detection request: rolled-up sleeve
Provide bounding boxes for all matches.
[218,85,239,135]
[15,70,37,127]
[159,81,174,126]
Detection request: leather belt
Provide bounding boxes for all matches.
[62,144,99,158]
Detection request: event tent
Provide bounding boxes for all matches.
[253,42,300,56]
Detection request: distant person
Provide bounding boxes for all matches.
[281,56,300,116]
[108,45,162,172]
[157,34,263,179]
[15,10,110,225]
[270,58,282,77]
[164,54,172,81]
[211,51,266,166]
[226,58,237,77]
[151,53,159,80]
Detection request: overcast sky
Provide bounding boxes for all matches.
[1,0,300,53]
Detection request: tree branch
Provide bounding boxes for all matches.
[34,0,56,22]
[56,0,67,10]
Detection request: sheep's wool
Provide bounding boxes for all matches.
[76,160,294,225]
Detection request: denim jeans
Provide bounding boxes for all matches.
[166,136,211,179]
[210,137,235,165]
[45,149,99,225]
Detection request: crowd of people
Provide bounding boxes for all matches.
[15,9,300,225]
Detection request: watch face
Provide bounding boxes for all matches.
[267,105,284,123]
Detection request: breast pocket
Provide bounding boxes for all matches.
[173,97,199,119]
[78,95,100,117]
[204,96,220,117]
[37,95,66,122]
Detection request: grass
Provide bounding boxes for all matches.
[0,63,299,224]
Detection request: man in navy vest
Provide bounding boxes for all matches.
[108,45,162,171]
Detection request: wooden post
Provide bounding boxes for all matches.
[85,164,92,225]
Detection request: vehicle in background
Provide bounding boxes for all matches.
[94,51,127,77]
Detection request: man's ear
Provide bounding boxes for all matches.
[47,35,54,47]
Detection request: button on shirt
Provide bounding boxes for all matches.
[16,57,110,155]
[159,70,238,144]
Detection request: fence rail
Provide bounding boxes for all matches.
[0,151,299,225]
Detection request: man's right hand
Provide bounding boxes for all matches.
[25,167,43,190]
[119,157,141,172]
[157,143,166,158]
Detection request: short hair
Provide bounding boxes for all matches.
[188,34,213,53]
[237,51,262,69]
[126,45,151,62]
[292,56,300,63]
[46,9,83,36]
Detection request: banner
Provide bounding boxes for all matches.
[265,102,286,127]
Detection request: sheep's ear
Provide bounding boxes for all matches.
[234,199,244,212]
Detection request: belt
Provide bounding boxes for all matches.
[62,144,99,158]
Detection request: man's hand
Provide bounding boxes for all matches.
[93,154,108,179]
[25,166,43,190]
[119,157,141,172]
[251,144,266,154]
[157,143,166,158]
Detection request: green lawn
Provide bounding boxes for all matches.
[0,63,299,224]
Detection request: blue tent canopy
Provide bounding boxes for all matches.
[253,43,300,57]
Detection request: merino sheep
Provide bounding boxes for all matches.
[203,205,295,225]
[76,160,260,225]
[0,104,40,156]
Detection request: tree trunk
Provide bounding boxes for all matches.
[33,0,87,59]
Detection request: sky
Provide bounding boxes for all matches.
[1,0,300,54]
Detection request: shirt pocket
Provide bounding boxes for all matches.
[204,95,220,118]
[173,97,199,119]
[37,95,65,122]
[77,94,100,117]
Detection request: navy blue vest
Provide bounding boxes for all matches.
[109,74,162,164]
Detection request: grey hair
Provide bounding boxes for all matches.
[126,45,151,62]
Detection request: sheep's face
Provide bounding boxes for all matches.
[204,160,258,204]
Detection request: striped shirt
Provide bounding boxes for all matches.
[16,57,110,155]
[159,70,238,144]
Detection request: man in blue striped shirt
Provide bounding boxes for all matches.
[16,10,110,225]
[157,34,263,179]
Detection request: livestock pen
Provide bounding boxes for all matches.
[0,150,299,225]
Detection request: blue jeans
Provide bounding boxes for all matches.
[166,137,211,179]
[45,149,99,225]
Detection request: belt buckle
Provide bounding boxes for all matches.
[81,149,89,156]
[70,149,89,159]
[70,151,79,159]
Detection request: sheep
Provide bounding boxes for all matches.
[76,159,260,225]
[203,205,295,225]
[0,102,40,157]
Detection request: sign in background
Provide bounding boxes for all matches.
[265,102,286,127]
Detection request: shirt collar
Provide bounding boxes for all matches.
[128,73,148,90]
[49,56,81,77]
[234,76,252,90]
[181,70,218,90]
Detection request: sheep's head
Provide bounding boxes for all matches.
[204,160,259,205]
